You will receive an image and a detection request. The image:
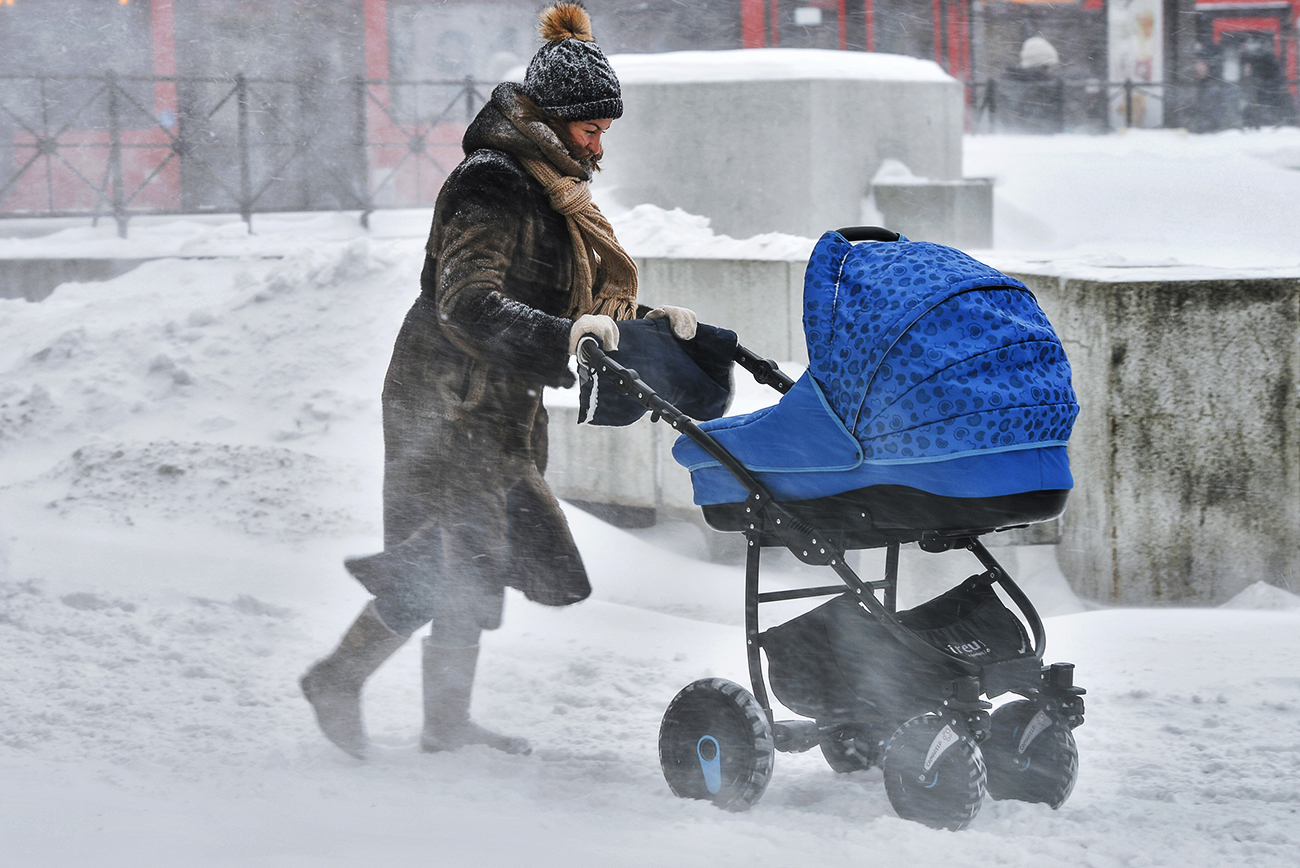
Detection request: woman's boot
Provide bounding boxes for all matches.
[300,601,407,758]
[420,639,531,755]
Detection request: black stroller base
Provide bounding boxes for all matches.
[745,534,1085,829]
[702,485,1071,549]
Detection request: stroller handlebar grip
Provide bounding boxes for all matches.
[835,226,902,243]
[575,334,605,367]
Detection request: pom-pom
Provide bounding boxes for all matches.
[539,2,593,44]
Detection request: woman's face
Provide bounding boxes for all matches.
[565,119,612,159]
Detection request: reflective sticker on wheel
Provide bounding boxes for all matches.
[923,724,960,771]
[1018,710,1053,755]
[697,735,722,794]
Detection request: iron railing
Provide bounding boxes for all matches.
[967,77,1299,134]
[0,72,491,236]
[3,71,1296,235]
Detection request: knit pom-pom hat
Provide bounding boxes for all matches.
[523,3,623,121]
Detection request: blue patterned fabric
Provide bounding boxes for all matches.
[804,231,1077,459]
[673,230,1079,506]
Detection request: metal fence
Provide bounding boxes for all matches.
[968,77,1300,134]
[0,71,491,236]
[4,71,1297,235]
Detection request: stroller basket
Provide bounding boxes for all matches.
[575,227,1086,829]
[762,575,1033,726]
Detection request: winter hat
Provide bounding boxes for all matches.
[1019,36,1060,70]
[523,3,623,121]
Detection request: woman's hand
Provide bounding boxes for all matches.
[569,314,620,354]
[645,305,698,340]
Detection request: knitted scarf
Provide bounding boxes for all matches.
[518,155,639,323]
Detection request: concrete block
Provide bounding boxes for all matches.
[603,50,965,240]
[544,405,661,511]
[546,253,808,524]
[872,178,994,249]
[1016,271,1300,605]
[635,256,807,364]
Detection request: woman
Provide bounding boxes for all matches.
[301,2,694,759]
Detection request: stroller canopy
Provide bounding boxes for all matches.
[804,231,1077,462]
[673,230,1079,506]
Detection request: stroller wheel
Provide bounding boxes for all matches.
[819,723,879,773]
[658,678,775,811]
[984,700,1079,808]
[882,714,986,830]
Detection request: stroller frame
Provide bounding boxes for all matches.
[577,315,1086,828]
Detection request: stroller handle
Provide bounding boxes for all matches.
[836,226,902,243]
[574,333,606,367]
[575,335,779,502]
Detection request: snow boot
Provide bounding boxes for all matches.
[419,639,531,755]
[300,601,407,759]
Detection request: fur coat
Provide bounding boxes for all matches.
[346,83,602,636]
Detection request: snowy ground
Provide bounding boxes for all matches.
[2,129,1299,866]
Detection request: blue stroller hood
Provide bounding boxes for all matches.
[673,231,1078,506]
[804,231,1077,461]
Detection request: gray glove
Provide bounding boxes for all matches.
[645,304,698,340]
[569,314,620,354]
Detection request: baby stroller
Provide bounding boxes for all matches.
[575,227,1086,830]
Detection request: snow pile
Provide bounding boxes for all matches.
[1221,580,1300,611]
[604,203,815,260]
[966,127,1300,275]
[27,440,361,541]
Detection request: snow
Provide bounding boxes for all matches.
[604,203,817,261]
[2,128,1299,866]
[965,127,1300,278]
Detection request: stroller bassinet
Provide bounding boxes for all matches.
[575,227,1087,830]
[672,227,1077,546]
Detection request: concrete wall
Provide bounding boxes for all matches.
[635,257,807,364]
[1016,271,1300,605]
[873,179,994,249]
[601,54,968,240]
[546,256,1300,605]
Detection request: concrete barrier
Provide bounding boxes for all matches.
[546,253,805,521]
[602,50,986,242]
[0,259,152,302]
[635,256,807,364]
[546,256,1300,605]
[1015,270,1300,605]
[872,179,994,249]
